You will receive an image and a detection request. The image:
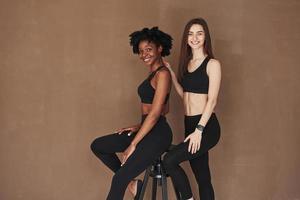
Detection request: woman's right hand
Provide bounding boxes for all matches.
[163,59,184,98]
[116,125,140,135]
[163,60,172,71]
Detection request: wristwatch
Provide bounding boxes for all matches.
[196,124,205,132]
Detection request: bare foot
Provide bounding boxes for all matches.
[128,180,138,196]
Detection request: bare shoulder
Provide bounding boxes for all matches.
[157,68,171,78]
[208,58,221,68]
[207,58,221,75]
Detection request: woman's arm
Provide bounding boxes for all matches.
[121,69,171,164]
[164,61,184,98]
[197,59,221,127]
[131,69,171,146]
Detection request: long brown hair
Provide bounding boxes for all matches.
[178,18,214,83]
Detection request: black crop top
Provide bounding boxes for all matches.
[182,56,210,94]
[138,66,170,104]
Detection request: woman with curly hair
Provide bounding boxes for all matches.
[90,27,173,200]
[163,18,221,200]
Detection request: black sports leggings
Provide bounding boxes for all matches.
[163,113,220,200]
[90,115,172,200]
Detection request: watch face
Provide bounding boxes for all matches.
[196,125,204,131]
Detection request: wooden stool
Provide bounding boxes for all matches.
[138,154,181,200]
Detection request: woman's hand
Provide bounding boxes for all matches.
[121,143,136,166]
[184,129,202,154]
[163,60,172,71]
[115,125,140,135]
[162,59,184,98]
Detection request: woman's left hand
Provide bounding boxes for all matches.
[184,130,202,154]
[121,144,136,166]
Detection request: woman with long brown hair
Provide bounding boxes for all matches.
[163,18,221,200]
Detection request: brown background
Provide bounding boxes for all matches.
[1,0,299,199]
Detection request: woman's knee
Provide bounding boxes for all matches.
[90,138,96,152]
[90,137,105,154]
[163,152,177,171]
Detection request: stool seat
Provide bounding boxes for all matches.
[137,145,181,200]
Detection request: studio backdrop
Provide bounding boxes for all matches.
[0,0,299,200]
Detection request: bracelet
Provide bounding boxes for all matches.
[196,124,205,132]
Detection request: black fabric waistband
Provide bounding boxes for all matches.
[184,112,216,120]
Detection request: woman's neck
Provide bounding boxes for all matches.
[150,58,163,72]
[191,47,206,60]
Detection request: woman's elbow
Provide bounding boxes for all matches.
[177,90,184,98]
[180,92,184,99]
[208,98,217,108]
[148,110,162,120]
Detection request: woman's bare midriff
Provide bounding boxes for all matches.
[141,103,169,116]
[183,92,211,116]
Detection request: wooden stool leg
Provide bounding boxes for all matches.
[151,178,157,200]
[161,174,168,200]
[138,167,151,200]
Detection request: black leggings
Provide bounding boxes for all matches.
[90,115,172,200]
[163,113,220,200]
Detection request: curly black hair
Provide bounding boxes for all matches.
[129,27,173,57]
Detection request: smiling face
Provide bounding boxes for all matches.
[138,40,162,66]
[187,24,205,49]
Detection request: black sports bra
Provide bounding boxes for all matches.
[182,56,210,94]
[138,66,170,104]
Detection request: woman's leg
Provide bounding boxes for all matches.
[90,131,135,172]
[188,114,220,200]
[163,143,216,200]
[190,152,214,200]
[163,113,220,200]
[106,118,172,200]
[163,142,194,199]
